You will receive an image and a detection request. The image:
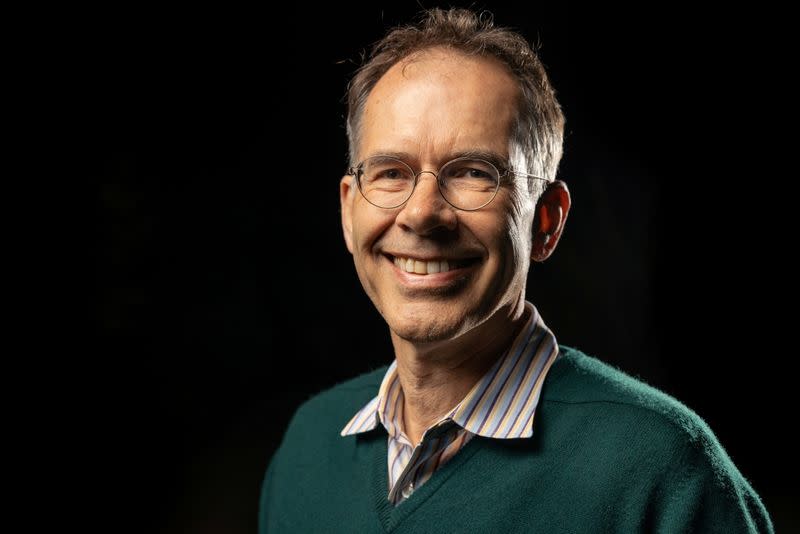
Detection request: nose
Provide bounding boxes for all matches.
[394,171,458,235]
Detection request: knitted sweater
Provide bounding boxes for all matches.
[259,346,773,533]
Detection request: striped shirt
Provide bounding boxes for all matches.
[340,301,560,505]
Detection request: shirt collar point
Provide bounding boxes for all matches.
[340,420,379,436]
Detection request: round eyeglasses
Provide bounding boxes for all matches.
[348,156,549,211]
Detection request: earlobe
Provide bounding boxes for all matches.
[340,176,355,254]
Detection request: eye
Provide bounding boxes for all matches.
[467,168,493,179]
[375,168,406,180]
[360,157,413,184]
[441,159,498,182]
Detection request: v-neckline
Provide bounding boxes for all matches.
[370,430,486,531]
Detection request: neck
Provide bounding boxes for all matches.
[390,302,529,446]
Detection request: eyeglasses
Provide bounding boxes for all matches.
[347,155,550,211]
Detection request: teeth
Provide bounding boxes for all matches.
[393,256,457,275]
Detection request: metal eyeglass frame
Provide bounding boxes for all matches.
[347,155,551,211]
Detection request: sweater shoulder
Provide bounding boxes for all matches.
[537,346,773,532]
[542,347,770,504]
[545,345,718,446]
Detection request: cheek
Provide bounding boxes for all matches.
[351,205,395,254]
[479,213,533,278]
[487,194,535,251]
[470,214,524,271]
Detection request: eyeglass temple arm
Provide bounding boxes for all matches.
[507,170,551,182]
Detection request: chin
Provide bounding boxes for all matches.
[384,302,482,343]
[392,323,456,344]
[385,308,467,344]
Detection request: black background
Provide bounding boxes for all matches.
[92,2,796,532]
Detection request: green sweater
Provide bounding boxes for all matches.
[259,346,773,533]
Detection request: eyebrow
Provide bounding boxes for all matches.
[365,149,510,170]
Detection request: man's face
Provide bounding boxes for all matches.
[340,49,536,344]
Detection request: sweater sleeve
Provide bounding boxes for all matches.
[648,436,774,534]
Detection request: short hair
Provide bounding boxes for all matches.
[345,7,565,188]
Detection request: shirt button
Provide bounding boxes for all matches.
[401,482,414,499]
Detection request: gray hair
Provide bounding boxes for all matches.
[345,7,565,194]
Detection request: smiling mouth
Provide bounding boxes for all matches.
[388,254,480,275]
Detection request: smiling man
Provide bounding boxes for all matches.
[259,8,772,533]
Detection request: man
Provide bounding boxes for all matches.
[259,8,773,533]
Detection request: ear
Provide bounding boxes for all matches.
[531,180,571,262]
[340,175,355,254]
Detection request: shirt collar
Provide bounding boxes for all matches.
[340,302,560,440]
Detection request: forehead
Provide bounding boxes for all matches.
[360,49,520,161]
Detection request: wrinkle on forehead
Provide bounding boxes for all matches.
[359,48,520,164]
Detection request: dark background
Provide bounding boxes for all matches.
[93,2,795,532]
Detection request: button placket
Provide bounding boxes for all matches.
[391,420,456,503]
[393,439,427,502]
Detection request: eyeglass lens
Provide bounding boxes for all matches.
[357,156,499,210]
